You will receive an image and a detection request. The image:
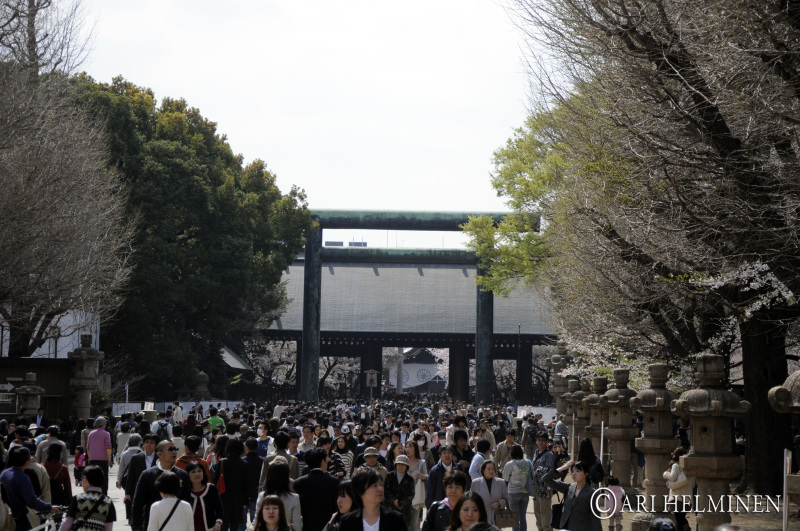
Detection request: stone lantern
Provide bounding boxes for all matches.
[547,341,571,415]
[68,334,103,421]
[768,369,800,503]
[601,368,639,488]
[195,370,211,400]
[573,378,592,448]
[561,378,580,450]
[672,355,751,531]
[629,364,679,531]
[15,372,45,416]
[584,376,610,469]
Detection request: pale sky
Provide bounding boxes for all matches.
[83,1,530,247]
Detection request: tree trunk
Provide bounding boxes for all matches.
[739,315,792,495]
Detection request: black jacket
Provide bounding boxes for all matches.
[543,469,602,531]
[339,507,406,531]
[420,500,451,531]
[242,452,264,502]
[294,468,340,531]
[124,452,158,496]
[212,457,250,524]
[383,470,415,521]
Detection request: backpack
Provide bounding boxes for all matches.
[155,420,171,442]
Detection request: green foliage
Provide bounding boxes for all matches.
[71,76,314,399]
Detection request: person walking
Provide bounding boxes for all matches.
[58,465,115,531]
[86,417,113,495]
[529,433,554,531]
[338,468,406,531]
[0,447,61,531]
[502,445,532,531]
[187,461,224,531]
[543,460,602,531]
[663,447,693,531]
[469,461,508,526]
[211,438,250,531]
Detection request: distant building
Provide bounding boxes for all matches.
[386,348,446,393]
[0,310,99,358]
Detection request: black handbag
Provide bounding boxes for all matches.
[550,491,564,529]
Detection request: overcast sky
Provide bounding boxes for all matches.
[83,1,530,247]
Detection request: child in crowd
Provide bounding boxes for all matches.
[73,447,86,485]
[604,476,625,531]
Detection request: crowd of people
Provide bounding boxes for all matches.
[0,398,744,531]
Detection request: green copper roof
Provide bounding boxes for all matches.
[313,209,510,231]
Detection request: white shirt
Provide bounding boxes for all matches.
[148,497,193,531]
[363,518,380,531]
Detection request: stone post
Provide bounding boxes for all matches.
[672,355,751,531]
[601,368,639,489]
[68,333,103,421]
[15,372,45,416]
[547,341,571,415]
[767,369,800,504]
[584,376,609,470]
[629,364,679,531]
[562,378,580,451]
[195,370,211,401]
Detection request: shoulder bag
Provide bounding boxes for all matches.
[159,499,181,531]
[216,460,227,495]
[550,491,564,529]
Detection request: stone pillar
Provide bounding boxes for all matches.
[68,334,103,421]
[768,369,800,503]
[629,364,679,531]
[449,344,469,402]
[195,370,211,401]
[517,344,533,404]
[547,344,571,414]
[584,377,609,470]
[601,369,639,489]
[573,378,591,446]
[672,355,751,531]
[15,372,44,416]
[301,226,322,402]
[561,378,580,451]
[475,274,494,405]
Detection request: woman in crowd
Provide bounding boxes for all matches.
[265,461,302,531]
[543,459,602,531]
[470,461,507,525]
[187,461,224,531]
[383,455,414,530]
[386,442,404,472]
[208,434,228,469]
[334,437,355,475]
[252,495,292,531]
[448,492,487,531]
[502,445,532,531]
[211,438,249,531]
[116,422,131,457]
[663,447,692,531]
[403,440,427,530]
[412,433,435,472]
[323,480,355,531]
[339,468,406,531]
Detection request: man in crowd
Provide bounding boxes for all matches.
[124,434,159,506]
[494,429,515,475]
[425,446,465,508]
[241,438,263,531]
[468,439,491,480]
[293,448,338,531]
[259,431,299,487]
[421,471,468,531]
[34,426,68,465]
[175,435,210,477]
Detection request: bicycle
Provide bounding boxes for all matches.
[31,506,68,531]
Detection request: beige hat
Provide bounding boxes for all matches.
[28,423,38,431]
[394,455,410,466]
[364,447,379,457]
